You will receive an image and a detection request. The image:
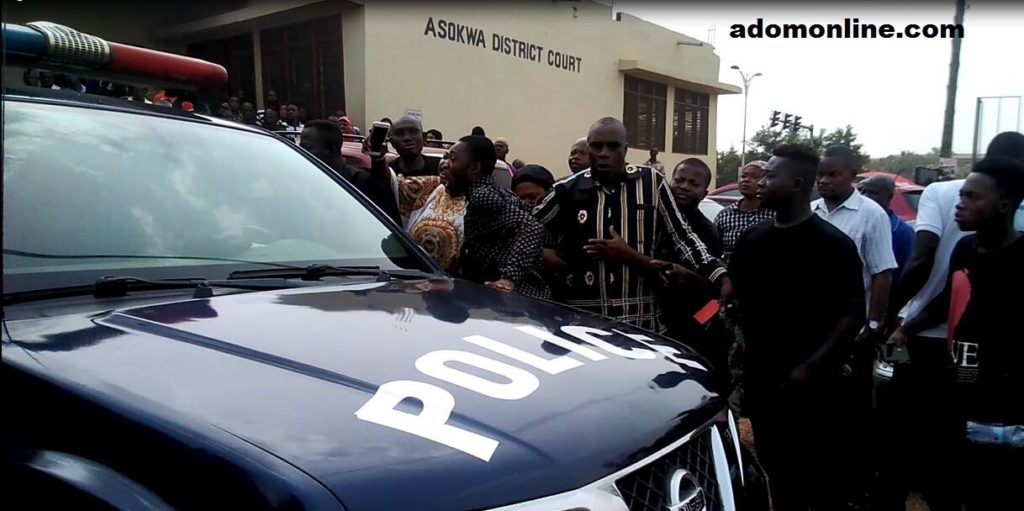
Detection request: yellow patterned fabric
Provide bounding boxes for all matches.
[397,175,466,273]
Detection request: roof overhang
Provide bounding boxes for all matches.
[151,0,342,42]
[618,59,740,95]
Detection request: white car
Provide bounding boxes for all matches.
[700,198,725,222]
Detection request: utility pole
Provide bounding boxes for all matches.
[940,0,966,157]
[731,65,762,166]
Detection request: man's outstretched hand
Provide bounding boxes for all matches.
[485,279,516,293]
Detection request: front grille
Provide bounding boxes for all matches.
[615,429,720,511]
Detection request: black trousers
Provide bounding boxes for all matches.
[873,335,961,511]
[748,381,850,511]
[961,440,1024,510]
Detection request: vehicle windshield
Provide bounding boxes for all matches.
[3,100,430,294]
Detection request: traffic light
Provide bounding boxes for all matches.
[770,111,781,128]
[791,115,803,133]
[782,113,793,130]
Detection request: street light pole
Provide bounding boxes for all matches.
[731,65,762,166]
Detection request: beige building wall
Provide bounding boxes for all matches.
[359,1,736,178]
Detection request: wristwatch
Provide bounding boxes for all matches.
[867,319,882,332]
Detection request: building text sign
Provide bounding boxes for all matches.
[423,17,583,73]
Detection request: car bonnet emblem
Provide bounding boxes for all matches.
[667,468,706,511]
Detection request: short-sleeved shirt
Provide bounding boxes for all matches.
[812,189,898,301]
[714,200,775,265]
[947,235,1024,424]
[533,165,725,332]
[730,215,864,406]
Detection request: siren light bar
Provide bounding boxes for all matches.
[3,22,227,89]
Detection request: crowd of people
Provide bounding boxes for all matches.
[25,71,1022,509]
[294,108,1020,511]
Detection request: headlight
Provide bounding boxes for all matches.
[485,483,628,511]
[726,409,745,486]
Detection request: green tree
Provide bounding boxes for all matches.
[868,148,941,179]
[819,125,869,167]
[716,146,741,186]
[745,126,814,163]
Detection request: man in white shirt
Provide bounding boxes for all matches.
[813,146,897,336]
[891,131,1024,338]
[812,145,897,508]
[891,179,968,338]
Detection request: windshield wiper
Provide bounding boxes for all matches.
[3,275,294,306]
[227,264,436,281]
[3,249,303,269]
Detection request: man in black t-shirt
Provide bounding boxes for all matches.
[891,157,1024,510]
[387,115,441,178]
[729,144,866,511]
[301,121,401,225]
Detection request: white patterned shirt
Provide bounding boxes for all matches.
[812,189,898,302]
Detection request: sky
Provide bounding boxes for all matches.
[613,1,1023,158]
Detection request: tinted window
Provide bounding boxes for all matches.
[902,190,921,213]
[3,101,419,291]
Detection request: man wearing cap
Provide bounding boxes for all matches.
[494,136,517,176]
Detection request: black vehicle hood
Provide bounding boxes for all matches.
[3,279,722,511]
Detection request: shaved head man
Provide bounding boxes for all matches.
[859,174,896,210]
[586,117,628,183]
[730,144,866,510]
[388,115,440,177]
[567,137,590,174]
[534,116,729,334]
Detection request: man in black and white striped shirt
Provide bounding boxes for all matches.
[533,117,730,333]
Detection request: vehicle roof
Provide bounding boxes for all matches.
[3,86,270,135]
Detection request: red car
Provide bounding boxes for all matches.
[709,171,923,222]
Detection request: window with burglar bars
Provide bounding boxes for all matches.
[623,75,667,151]
[672,88,710,155]
[260,15,344,119]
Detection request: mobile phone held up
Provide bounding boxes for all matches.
[368,121,391,157]
[881,343,911,364]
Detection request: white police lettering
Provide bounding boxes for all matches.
[561,326,657,359]
[515,325,608,361]
[462,334,583,375]
[613,329,708,371]
[415,350,540,400]
[356,325,676,461]
[355,380,500,461]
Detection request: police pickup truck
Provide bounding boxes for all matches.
[2,22,768,511]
